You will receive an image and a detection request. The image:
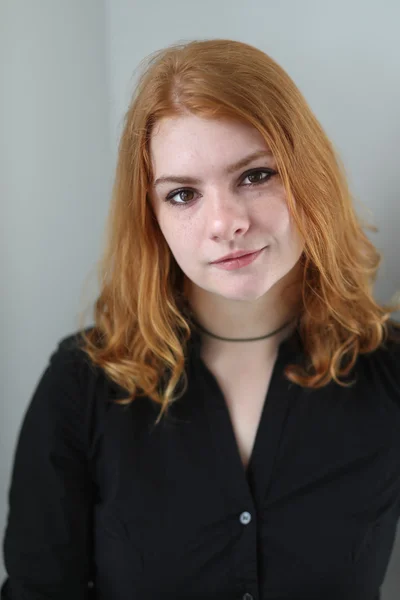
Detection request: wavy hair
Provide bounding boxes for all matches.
[78,38,400,424]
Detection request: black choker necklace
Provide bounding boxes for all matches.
[192,316,297,342]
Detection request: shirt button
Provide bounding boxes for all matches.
[243,594,254,600]
[239,511,252,525]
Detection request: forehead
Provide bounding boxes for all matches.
[149,114,269,174]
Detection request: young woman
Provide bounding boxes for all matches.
[2,38,400,600]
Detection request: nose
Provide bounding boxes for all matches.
[207,189,250,241]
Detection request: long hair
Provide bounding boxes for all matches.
[78,38,400,424]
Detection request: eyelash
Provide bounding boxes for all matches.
[164,168,277,207]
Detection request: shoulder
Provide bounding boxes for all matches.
[24,327,116,451]
[27,327,99,419]
[50,325,129,405]
[39,326,100,398]
[53,326,128,399]
[360,320,400,403]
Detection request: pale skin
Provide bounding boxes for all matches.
[149,114,305,470]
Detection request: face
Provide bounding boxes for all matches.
[149,114,304,303]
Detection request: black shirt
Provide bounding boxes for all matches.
[1,324,400,600]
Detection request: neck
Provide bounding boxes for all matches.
[186,280,301,359]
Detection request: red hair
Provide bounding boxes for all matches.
[78,39,400,423]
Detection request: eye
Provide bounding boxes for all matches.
[241,168,276,186]
[164,188,197,206]
[163,167,277,207]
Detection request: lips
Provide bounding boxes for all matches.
[212,249,261,264]
[211,247,267,270]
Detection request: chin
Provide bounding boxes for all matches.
[214,282,271,303]
[187,274,275,303]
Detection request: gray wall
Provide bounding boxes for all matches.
[0,0,112,583]
[1,0,399,595]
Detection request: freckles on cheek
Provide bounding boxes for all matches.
[164,222,194,256]
[156,207,198,257]
[177,229,195,254]
[174,215,196,240]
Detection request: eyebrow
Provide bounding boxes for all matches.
[152,149,274,188]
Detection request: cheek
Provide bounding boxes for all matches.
[255,196,304,252]
[157,213,197,259]
[254,196,290,234]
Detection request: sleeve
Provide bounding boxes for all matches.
[1,337,96,599]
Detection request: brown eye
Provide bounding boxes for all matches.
[178,190,195,203]
[165,188,197,206]
[248,172,266,183]
[241,169,275,186]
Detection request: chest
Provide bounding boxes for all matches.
[202,357,276,471]
[94,364,400,600]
